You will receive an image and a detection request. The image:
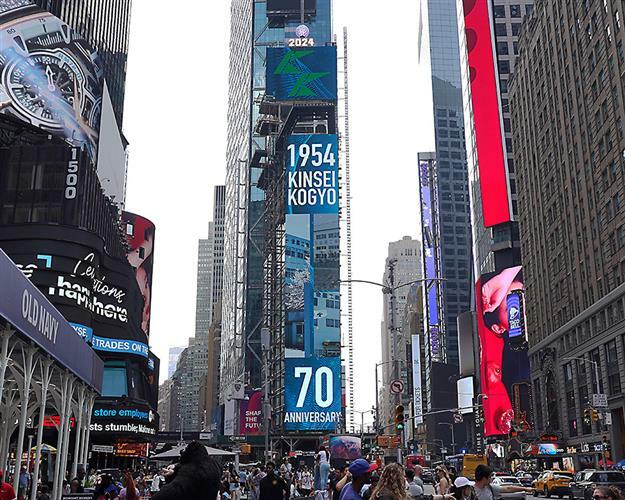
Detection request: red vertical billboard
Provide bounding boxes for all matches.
[239,391,263,435]
[122,212,155,337]
[462,0,512,227]
[476,266,531,436]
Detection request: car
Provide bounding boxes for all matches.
[517,472,538,487]
[422,468,435,484]
[533,471,574,497]
[568,470,625,500]
[492,475,526,500]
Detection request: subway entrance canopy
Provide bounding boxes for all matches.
[0,248,103,497]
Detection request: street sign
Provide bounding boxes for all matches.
[441,447,448,454]
[92,445,113,453]
[199,432,212,440]
[593,394,608,408]
[605,413,612,426]
[390,379,405,394]
[454,412,463,424]
[229,435,247,442]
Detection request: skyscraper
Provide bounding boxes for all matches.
[222,0,333,400]
[509,0,625,464]
[417,0,473,368]
[210,185,226,322]
[379,237,422,428]
[168,346,185,379]
[35,0,132,126]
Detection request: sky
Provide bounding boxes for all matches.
[123,0,435,428]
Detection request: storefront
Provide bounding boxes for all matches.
[0,248,103,498]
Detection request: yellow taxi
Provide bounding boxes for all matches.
[533,471,575,497]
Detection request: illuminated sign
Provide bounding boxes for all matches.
[461,0,512,226]
[114,442,149,458]
[411,335,423,424]
[476,266,531,436]
[0,6,103,161]
[266,46,337,101]
[286,134,338,214]
[239,391,263,435]
[69,322,148,358]
[284,357,341,431]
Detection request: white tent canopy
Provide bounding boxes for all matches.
[151,445,235,460]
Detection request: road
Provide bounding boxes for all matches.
[423,483,535,500]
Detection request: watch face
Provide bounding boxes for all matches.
[0,10,103,160]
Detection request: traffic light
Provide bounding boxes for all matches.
[394,405,405,432]
[592,409,600,423]
[584,407,591,425]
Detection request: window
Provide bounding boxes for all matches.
[609,372,622,395]
[102,361,128,397]
[511,23,522,36]
[499,60,510,74]
[510,4,522,17]
[495,23,508,36]
[497,42,509,55]
[494,5,506,18]
[606,339,618,364]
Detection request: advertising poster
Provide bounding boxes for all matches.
[476,266,531,436]
[284,357,341,431]
[122,212,155,336]
[0,6,103,160]
[461,0,511,226]
[419,160,445,362]
[266,46,337,101]
[286,134,338,214]
[329,435,362,461]
[239,391,263,435]
[411,335,423,424]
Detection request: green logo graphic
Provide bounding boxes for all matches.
[274,50,329,98]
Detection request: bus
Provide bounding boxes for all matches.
[446,454,487,480]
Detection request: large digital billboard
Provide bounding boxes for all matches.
[239,390,263,435]
[267,0,316,15]
[122,212,155,337]
[476,266,531,436]
[419,159,446,363]
[266,47,337,101]
[0,5,103,161]
[284,357,341,431]
[286,134,338,214]
[411,334,423,424]
[461,0,512,227]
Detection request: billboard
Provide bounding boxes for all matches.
[476,266,531,436]
[286,134,338,214]
[461,0,512,226]
[419,158,446,363]
[284,357,341,431]
[122,212,155,336]
[266,47,337,101]
[267,0,316,15]
[239,390,263,435]
[411,334,423,424]
[0,6,103,161]
[329,436,362,461]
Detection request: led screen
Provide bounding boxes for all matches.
[476,266,531,436]
[286,134,338,214]
[461,0,512,226]
[122,212,155,337]
[266,47,337,101]
[267,0,316,14]
[239,390,263,435]
[329,436,362,461]
[284,357,341,431]
[0,7,103,161]
[412,334,423,424]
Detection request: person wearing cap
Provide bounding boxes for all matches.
[338,459,378,500]
[473,465,532,500]
[451,477,477,500]
[0,470,15,500]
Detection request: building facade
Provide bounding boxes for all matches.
[379,237,422,428]
[510,0,625,463]
[168,346,185,379]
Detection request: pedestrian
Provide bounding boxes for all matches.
[16,466,30,500]
[338,459,378,500]
[316,447,331,492]
[406,469,424,499]
[93,474,119,500]
[228,466,241,500]
[152,441,221,500]
[412,467,424,492]
[150,469,162,494]
[35,485,50,500]
[300,467,313,497]
[0,470,16,500]
[451,477,477,500]
[435,467,452,495]
[369,463,409,500]
[592,486,624,500]
[252,466,267,500]
[472,465,532,500]
[329,466,348,500]
[119,472,137,500]
[259,462,289,500]
[70,477,84,493]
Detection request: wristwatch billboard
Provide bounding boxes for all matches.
[0,5,103,160]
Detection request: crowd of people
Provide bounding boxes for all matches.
[2,443,624,500]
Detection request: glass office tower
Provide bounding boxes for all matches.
[418,0,473,368]
[222,0,332,402]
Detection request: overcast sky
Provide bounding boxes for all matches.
[123,0,435,425]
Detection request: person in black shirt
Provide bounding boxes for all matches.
[329,466,348,500]
[260,462,289,500]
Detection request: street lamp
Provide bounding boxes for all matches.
[437,422,456,455]
[353,409,374,441]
